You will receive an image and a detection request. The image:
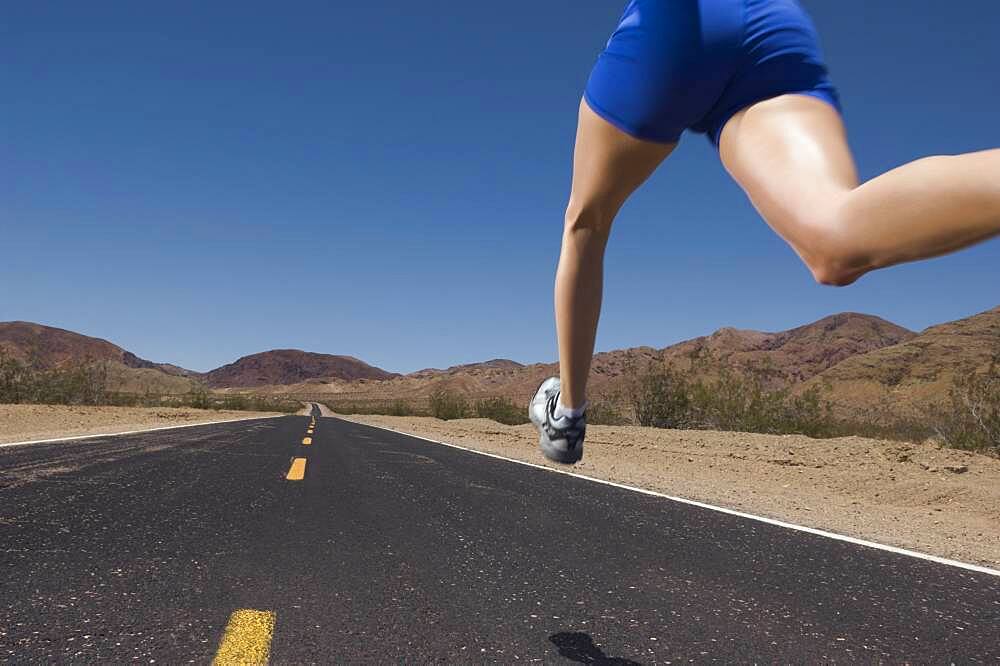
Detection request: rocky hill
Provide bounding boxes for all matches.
[286,312,918,406]
[658,313,917,387]
[8,306,996,419]
[205,349,398,388]
[802,306,1000,419]
[0,321,199,394]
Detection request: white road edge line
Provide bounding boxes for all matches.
[337,416,1000,579]
[0,415,288,449]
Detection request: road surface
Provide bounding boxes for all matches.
[2,407,998,663]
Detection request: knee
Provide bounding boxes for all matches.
[564,197,618,238]
[786,208,868,287]
[808,259,862,287]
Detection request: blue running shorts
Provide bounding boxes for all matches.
[584,0,842,146]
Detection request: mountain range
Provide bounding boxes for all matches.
[2,305,997,418]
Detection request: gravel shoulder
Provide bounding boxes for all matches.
[338,414,1000,570]
[0,404,283,445]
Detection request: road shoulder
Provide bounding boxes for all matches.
[0,404,284,446]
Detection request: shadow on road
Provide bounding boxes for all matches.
[549,632,642,665]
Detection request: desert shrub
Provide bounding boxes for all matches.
[628,365,694,428]
[319,399,418,416]
[429,389,468,420]
[587,399,628,426]
[36,360,109,405]
[220,394,249,411]
[0,351,33,403]
[689,365,835,436]
[247,395,301,413]
[0,352,110,406]
[387,399,412,416]
[0,350,298,413]
[776,385,837,439]
[182,386,213,410]
[474,396,527,425]
[627,361,835,437]
[828,416,932,444]
[324,401,358,414]
[930,350,1000,453]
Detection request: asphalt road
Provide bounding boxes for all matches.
[1,408,998,663]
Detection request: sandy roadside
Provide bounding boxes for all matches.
[0,404,285,445]
[337,414,1000,570]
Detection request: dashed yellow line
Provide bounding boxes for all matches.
[286,457,307,480]
[212,609,275,665]
[302,437,313,445]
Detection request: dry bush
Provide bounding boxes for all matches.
[0,351,109,405]
[931,348,1000,454]
[429,389,468,420]
[474,396,528,425]
[627,359,835,437]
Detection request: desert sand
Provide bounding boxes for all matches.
[0,404,282,445]
[337,412,1000,570]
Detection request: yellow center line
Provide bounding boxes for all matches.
[286,457,307,480]
[212,609,275,665]
[302,436,313,445]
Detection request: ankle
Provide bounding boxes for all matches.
[555,397,588,419]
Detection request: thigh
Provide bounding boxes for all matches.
[569,99,675,220]
[718,94,858,252]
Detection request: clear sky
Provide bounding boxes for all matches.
[4,1,998,373]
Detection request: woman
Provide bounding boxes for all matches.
[530,0,1000,464]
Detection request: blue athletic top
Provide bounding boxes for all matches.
[584,0,841,146]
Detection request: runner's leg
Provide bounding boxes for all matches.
[556,99,675,409]
[719,94,1000,286]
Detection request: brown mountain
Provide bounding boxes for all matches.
[11,306,991,419]
[1,321,139,368]
[205,349,398,388]
[410,358,525,378]
[0,321,199,393]
[658,312,917,387]
[802,306,1000,419]
[287,312,916,407]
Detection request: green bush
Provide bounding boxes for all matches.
[429,389,468,420]
[474,396,528,425]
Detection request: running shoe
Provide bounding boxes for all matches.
[529,377,586,464]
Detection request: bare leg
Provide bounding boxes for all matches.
[556,100,675,409]
[720,94,1000,286]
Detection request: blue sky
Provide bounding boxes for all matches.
[4,1,998,373]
